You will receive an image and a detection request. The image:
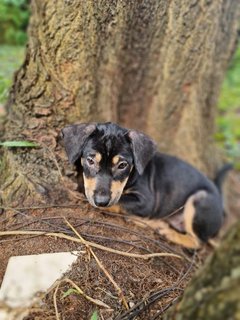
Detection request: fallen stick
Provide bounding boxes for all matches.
[0,230,183,260]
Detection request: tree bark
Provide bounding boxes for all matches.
[1,0,240,205]
[164,220,240,320]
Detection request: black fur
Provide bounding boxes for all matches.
[61,123,96,163]
[62,122,230,243]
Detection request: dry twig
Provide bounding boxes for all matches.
[64,218,129,310]
[53,282,61,320]
[52,278,110,310]
[0,230,183,260]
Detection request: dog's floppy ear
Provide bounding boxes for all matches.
[128,130,157,175]
[61,123,96,164]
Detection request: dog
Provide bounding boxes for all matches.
[61,122,231,249]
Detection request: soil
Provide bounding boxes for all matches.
[0,170,239,320]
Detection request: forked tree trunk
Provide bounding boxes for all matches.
[1,0,239,205]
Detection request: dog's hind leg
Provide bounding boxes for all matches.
[158,191,211,249]
[123,196,201,249]
[160,190,223,249]
[130,215,200,249]
[158,225,200,249]
[185,190,223,243]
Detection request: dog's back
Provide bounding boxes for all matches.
[118,150,227,247]
[125,152,221,219]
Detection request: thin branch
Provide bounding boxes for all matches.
[0,204,87,211]
[56,278,110,309]
[0,226,152,254]
[150,296,181,320]
[115,287,183,320]
[9,216,157,254]
[0,230,183,260]
[9,213,180,255]
[65,218,129,310]
[53,282,61,320]
[115,254,197,319]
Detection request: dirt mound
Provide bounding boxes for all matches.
[0,200,202,319]
[0,170,239,319]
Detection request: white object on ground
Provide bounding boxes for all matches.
[0,251,81,320]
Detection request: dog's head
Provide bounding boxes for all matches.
[61,122,156,208]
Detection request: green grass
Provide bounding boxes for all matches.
[218,47,240,112]
[216,46,240,166]
[0,45,25,104]
[90,311,98,320]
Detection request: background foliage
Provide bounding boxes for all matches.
[0,45,24,104]
[0,0,29,45]
[0,1,239,166]
[216,47,240,166]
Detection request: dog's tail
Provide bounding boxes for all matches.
[214,163,233,193]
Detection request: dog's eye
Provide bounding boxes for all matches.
[118,161,128,170]
[86,157,94,166]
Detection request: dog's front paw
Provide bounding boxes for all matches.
[158,227,178,242]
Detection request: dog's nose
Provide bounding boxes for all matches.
[94,194,110,207]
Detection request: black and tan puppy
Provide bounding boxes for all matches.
[61,122,229,249]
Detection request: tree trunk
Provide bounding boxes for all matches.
[1,0,240,205]
[164,220,240,320]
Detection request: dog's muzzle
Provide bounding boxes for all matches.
[94,194,111,207]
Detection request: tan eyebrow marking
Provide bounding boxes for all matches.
[95,152,102,163]
[112,155,120,165]
[81,152,102,163]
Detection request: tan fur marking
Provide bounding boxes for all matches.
[108,178,129,205]
[164,190,210,249]
[123,188,142,196]
[183,190,207,243]
[83,174,96,206]
[159,228,200,249]
[95,152,102,163]
[111,190,207,249]
[103,205,125,214]
[183,195,196,238]
[111,178,128,198]
[111,180,125,193]
[130,216,200,249]
[157,193,201,248]
[83,175,97,191]
[131,217,168,229]
[112,155,120,165]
